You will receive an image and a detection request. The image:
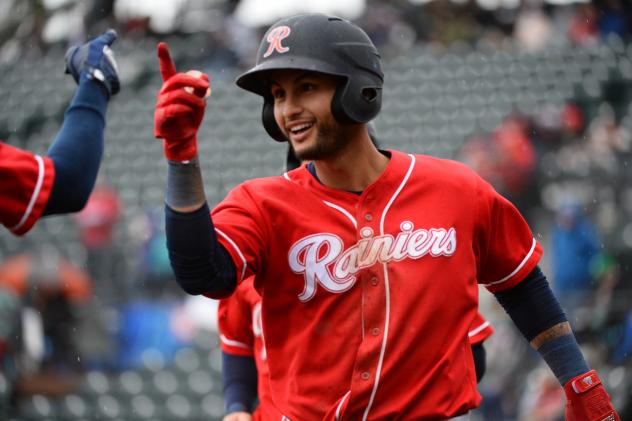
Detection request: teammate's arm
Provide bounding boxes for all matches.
[494,266,619,420]
[154,42,236,297]
[44,29,120,214]
[221,352,258,419]
[0,29,120,236]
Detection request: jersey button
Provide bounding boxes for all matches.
[370,277,379,286]
[364,213,373,221]
[371,327,380,336]
[361,371,370,380]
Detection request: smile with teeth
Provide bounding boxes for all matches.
[289,123,313,134]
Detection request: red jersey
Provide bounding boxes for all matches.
[218,278,493,420]
[218,276,281,420]
[1,142,55,235]
[212,150,542,420]
[469,312,493,345]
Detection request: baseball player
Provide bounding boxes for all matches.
[218,276,279,421]
[0,29,120,236]
[154,14,619,420]
[218,146,493,420]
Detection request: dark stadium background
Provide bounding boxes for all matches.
[0,0,631,419]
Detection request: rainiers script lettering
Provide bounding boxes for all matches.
[288,221,457,302]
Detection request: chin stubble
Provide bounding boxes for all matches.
[295,120,347,161]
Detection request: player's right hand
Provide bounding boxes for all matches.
[564,370,620,421]
[222,412,253,421]
[65,29,120,97]
[154,42,210,162]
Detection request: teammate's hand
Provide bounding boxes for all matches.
[222,412,253,421]
[65,29,120,97]
[154,42,210,162]
[564,370,620,421]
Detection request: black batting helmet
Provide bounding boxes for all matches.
[235,13,384,142]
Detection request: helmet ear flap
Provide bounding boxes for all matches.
[331,79,382,124]
[262,97,288,142]
[330,84,354,124]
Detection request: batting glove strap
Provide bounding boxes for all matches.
[65,29,120,98]
[564,370,619,421]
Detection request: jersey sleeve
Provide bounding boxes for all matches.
[474,176,542,293]
[211,183,268,283]
[468,312,494,345]
[217,281,255,357]
[0,142,55,236]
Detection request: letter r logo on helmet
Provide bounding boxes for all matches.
[263,26,291,58]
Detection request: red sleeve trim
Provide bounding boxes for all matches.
[468,320,494,344]
[483,238,543,293]
[220,334,254,357]
[10,155,55,235]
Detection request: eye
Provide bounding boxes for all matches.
[271,87,285,100]
[300,82,315,93]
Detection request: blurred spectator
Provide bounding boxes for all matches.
[460,113,537,202]
[74,178,123,302]
[513,5,553,52]
[560,102,586,138]
[136,206,175,297]
[550,203,602,322]
[0,249,91,414]
[597,0,629,41]
[585,103,631,173]
[568,3,600,46]
[590,252,622,330]
[493,113,537,198]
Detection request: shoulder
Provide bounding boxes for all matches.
[413,153,476,174]
[402,151,483,188]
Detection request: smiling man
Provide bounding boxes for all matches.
[153,13,619,421]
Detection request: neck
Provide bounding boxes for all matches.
[313,135,389,192]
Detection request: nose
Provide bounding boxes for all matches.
[280,92,302,119]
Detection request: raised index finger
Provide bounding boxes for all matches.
[157,42,176,82]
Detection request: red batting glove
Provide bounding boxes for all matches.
[564,370,619,421]
[154,42,210,162]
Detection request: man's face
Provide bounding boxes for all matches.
[270,70,350,161]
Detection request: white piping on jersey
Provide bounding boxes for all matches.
[215,228,248,282]
[321,200,362,336]
[468,320,491,338]
[323,201,358,228]
[335,391,351,421]
[219,334,253,350]
[361,284,365,341]
[362,154,416,421]
[484,238,537,286]
[10,155,45,233]
[283,172,291,181]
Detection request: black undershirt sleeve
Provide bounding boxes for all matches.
[493,266,591,385]
[471,343,486,383]
[493,265,567,342]
[165,203,237,297]
[221,352,258,415]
